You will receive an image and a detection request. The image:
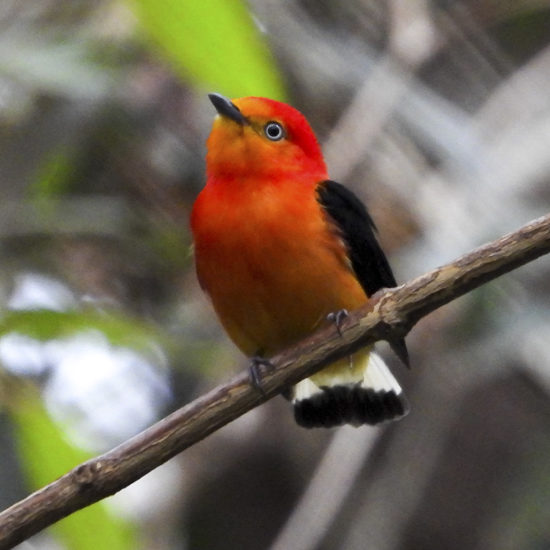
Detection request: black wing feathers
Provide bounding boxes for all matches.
[317,180,396,296]
[317,180,409,367]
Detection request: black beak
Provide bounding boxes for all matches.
[208,93,249,126]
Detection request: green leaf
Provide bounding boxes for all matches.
[31,148,75,200]
[10,393,137,550]
[28,147,76,220]
[129,0,286,100]
[0,309,163,356]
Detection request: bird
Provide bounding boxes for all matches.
[191,93,409,428]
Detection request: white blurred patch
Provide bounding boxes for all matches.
[0,332,49,377]
[1,272,172,451]
[8,273,76,311]
[42,332,171,450]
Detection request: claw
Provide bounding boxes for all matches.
[248,356,275,394]
[327,309,349,336]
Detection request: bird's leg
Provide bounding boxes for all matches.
[327,309,354,369]
[248,355,275,394]
[326,309,349,336]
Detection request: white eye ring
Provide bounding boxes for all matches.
[264,121,285,141]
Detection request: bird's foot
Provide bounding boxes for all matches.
[327,309,349,336]
[248,356,275,394]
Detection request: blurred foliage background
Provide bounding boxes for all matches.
[1,1,550,549]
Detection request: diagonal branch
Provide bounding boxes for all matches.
[1,212,550,549]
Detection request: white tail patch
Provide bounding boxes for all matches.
[291,351,408,428]
[293,377,324,401]
[292,352,402,401]
[362,353,403,395]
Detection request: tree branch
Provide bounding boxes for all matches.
[1,213,550,549]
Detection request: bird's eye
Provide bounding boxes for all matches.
[264,121,285,141]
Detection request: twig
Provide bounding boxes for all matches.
[0,212,549,549]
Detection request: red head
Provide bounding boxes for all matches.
[205,94,327,183]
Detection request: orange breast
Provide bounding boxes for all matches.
[191,176,367,356]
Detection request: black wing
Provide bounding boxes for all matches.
[317,179,396,296]
[317,179,409,366]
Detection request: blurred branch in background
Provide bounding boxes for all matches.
[1,1,550,549]
[0,211,549,549]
